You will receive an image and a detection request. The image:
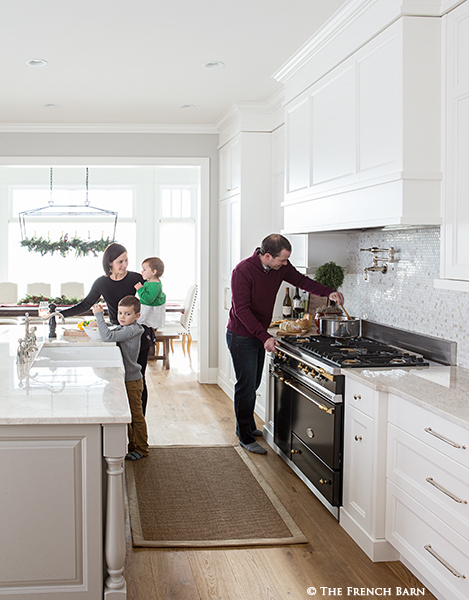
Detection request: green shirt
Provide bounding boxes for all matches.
[137,280,166,307]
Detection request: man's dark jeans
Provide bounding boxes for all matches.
[226,330,265,445]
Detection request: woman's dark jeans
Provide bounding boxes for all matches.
[226,330,265,445]
[137,346,150,416]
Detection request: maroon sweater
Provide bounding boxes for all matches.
[227,249,334,344]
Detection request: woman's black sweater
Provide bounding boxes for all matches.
[59,272,144,324]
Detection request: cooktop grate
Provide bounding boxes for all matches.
[280,336,429,368]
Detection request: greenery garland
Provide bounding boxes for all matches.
[18,294,84,306]
[20,234,113,257]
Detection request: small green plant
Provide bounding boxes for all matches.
[314,261,345,290]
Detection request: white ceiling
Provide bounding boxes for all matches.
[1,0,346,127]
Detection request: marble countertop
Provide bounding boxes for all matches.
[0,324,131,426]
[343,365,469,430]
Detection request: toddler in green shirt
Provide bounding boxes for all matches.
[134,256,166,329]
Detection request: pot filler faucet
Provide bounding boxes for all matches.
[46,303,66,338]
[360,247,395,280]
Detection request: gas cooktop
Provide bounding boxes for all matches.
[280,335,430,369]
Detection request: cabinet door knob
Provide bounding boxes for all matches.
[319,479,332,485]
[353,394,361,400]
[354,435,362,441]
[306,428,315,438]
[291,449,302,455]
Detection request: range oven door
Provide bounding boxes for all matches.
[271,366,343,507]
[289,378,343,471]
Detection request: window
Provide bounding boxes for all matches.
[158,185,197,302]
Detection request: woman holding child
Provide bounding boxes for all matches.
[59,242,156,416]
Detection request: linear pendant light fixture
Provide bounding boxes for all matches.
[18,168,118,255]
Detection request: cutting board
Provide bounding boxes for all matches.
[63,329,88,338]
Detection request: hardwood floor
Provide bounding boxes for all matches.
[125,343,435,600]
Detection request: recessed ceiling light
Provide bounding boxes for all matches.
[44,104,59,108]
[203,61,224,69]
[26,59,48,67]
[180,104,195,109]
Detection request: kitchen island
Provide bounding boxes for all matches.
[0,323,131,600]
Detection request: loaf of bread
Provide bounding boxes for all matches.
[279,321,302,333]
[296,317,311,329]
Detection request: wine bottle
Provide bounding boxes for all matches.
[293,287,304,319]
[282,287,292,317]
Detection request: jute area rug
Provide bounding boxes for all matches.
[125,445,307,548]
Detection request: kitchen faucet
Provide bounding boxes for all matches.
[45,303,66,338]
[16,313,38,363]
[360,247,395,280]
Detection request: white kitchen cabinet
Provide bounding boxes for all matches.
[219,137,241,200]
[441,0,469,283]
[340,378,399,561]
[217,131,272,421]
[386,394,469,600]
[282,16,441,233]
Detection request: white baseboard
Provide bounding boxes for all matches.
[339,509,399,562]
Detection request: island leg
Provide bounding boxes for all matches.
[103,424,128,599]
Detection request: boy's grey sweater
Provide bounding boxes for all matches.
[95,312,143,381]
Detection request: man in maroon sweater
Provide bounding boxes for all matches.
[227,234,345,454]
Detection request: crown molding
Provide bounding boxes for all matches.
[273,0,443,84]
[214,89,285,134]
[273,0,378,83]
[0,123,218,135]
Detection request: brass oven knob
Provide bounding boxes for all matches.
[298,362,304,370]
[306,428,314,438]
[291,449,302,455]
[319,479,332,485]
[303,366,310,374]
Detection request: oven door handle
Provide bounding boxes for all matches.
[284,379,335,415]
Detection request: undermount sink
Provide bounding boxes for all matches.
[34,344,123,368]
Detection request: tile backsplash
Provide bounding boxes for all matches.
[341,227,469,368]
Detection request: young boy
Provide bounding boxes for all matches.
[92,295,149,461]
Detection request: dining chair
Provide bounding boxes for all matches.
[0,282,18,304]
[61,282,85,299]
[27,282,51,297]
[159,283,198,355]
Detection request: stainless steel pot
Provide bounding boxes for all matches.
[319,316,361,338]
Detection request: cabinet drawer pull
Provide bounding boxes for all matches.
[424,545,466,579]
[426,477,468,504]
[354,435,362,441]
[353,394,361,400]
[291,449,302,455]
[424,427,466,449]
[319,479,332,485]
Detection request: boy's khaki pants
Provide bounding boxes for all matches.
[125,378,149,456]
